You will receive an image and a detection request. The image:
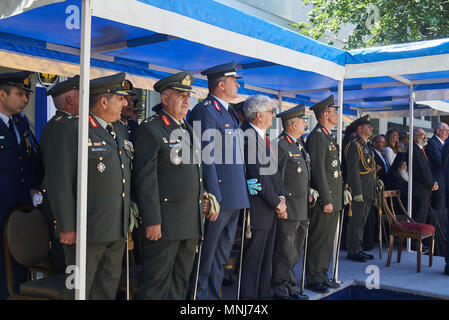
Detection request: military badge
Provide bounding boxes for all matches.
[124,139,134,152]
[213,100,221,111]
[88,138,92,147]
[162,137,168,144]
[297,166,302,174]
[161,115,171,127]
[225,123,230,127]
[286,136,294,144]
[89,116,99,128]
[332,160,338,167]
[181,74,192,86]
[97,162,106,173]
[55,115,63,121]
[333,170,339,178]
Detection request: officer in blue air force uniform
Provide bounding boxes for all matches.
[0,71,43,298]
[188,61,251,300]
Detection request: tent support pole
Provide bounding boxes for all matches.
[75,0,91,300]
[332,80,344,283]
[407,84,414,252]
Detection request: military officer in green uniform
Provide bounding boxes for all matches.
[132,72,210,300]
[40,75,80,274]
[272,104,316,300]
[344,115,377,262]
[44,72,132,299]
[305,95,346,294]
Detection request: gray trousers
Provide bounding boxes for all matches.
[345,199,373,255]
[272,219,308,297]
[305,206,339,284]
[136,237,199,300]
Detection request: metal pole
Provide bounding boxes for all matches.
[332,80,344,283]
[237,208,247,300]
[277,93,282,137]
[300,220,309,295]
[75,0,91,300]
[407,85,414,252]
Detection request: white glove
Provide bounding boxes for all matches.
[310,188,319,202]
[343,189,352,205]
[32,192,43,207]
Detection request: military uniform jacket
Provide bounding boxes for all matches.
[305,123,343,211]
[188,94,250,211]
[0,113,43,224]
[344,135,376,200]
[133,111,203,241]
[41,113,132,243]
[276,131,310,221]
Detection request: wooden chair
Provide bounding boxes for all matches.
[382,190,435,273]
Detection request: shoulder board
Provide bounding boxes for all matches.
[89,115,99,128]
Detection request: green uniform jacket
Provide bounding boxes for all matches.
[41,113,132,243]
[344,135,376,200]
[276,131,310,221]
[305,123,343,211]
[132,111,203,241]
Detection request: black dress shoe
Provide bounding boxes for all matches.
[289,292,309,300]
[306,282,329,294]
[347,253,367,262]
[359,251,375,260]
[323,279,340,289]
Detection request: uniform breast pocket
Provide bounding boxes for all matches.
[88,148,114,177]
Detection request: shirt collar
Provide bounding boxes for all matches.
[436,135,445,145]
[211,95,229,111]
[249,122,266,138]
[0,112,10,127]
[162,110,183,126]
[92,114,108,130]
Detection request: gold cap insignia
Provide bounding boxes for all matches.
[181,75,192,87]
[23,74,31,86]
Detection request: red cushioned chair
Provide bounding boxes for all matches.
[382,190,434,273]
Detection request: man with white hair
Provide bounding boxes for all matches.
[412,128,438,227]
[425,122,449,212]
[240,94,286,299]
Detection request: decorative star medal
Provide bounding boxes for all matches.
[97,161,106,173]
[332,160,338,167]
[333,170,339,178]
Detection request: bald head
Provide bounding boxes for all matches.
[52,89,79,115]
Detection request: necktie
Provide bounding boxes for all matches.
[382,154,390,172]
[8,118,17,144]
[106,123,117,141]
[265,134,276,160]
[422,147,429,162]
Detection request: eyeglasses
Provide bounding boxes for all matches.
[263,108,276,115]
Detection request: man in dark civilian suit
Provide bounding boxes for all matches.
[411,128,438,226]
[440,124,449,275]
[240,95,286,299]
[425,123,449,212]
[372,135,393,190]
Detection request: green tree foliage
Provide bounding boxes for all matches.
[291,0,449,49]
